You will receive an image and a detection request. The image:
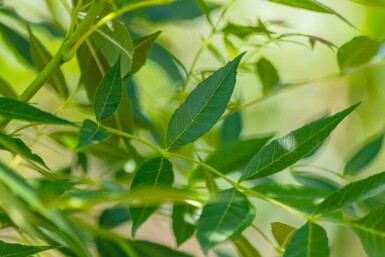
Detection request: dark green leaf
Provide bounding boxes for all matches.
[271,222,297,248]
[77,119,111,148]
[99,207,130,229]
[28,27,69,99]
[344,133,384,176]
[129,31,161,75]
[283,222,329,257]
[191,137,271,180]
[172,204,197,246]
[0,76,17,99]
[130,157,174,236]
[0,22,33,66]
[0,240,57,257]
[0,132,47,168]
[220,111,243,146]
[291,171,340,191]
[92,21,133,77]
[94,60,123,121]
[167,53,245,147]
[222,22,271,38]
[316,171,385,214]
[0,97,74,125]
[256,57,281,93]
[239,102,361,181]
[196,188,252,254]
[337,36,380,72]
[76,152,88,173]
[233,202,256,240]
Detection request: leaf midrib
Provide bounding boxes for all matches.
[95,29,132,59]
[96,65,120,121]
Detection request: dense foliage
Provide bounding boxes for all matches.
[0,0,384,256]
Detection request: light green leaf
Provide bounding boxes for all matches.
[0,240,57,257]
[129,31,161,75]
[130,157,174,237]
[0,76,17,99]
[348,0,385,10]
[196,0,214,26]
[256,57,281,94]
[0,97,74,125]
[234,235,262,257]
[348,205,385,257]
[239,102,361,181]
[167,53,245,147]
[92,21,133,77]
[0,132,47,168]
[77,119,111,148]
[191,137,271,180]
[344,133,384,176]
[28,27,69,99]
[316,171,385,214]
[271,222,297,248]
[172,203,197,246]
[283,222,329,257]
[223,36,239,58]
[196,188,252,254]
[94,60,123,121]
[222,22,271,38]
[337,36,380,72]
[265,0,333,13]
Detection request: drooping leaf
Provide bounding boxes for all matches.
[28,27,69,99]
[222,22,271,38]
[99,207,130,229]
[0,132,47,168]
[0,76,17,99]
[344,133,384,176]
[196,0,214,26]
[283,222,329,257]
[167,53,245,147]
[0,22,33,66]
[239,102,361,181]
[129,157,174,236]
[0,97,74,125]
[92,21,133,77]
[264,0,333,13]
[271,222,297,248]
[256,57,281,93]
[223,36,239,58]
[291,171,340,191]
[129,31,161,75]
[172,203,197,246]
[0,240,57,257]
[191,137,272,180]
[77,119,111,148]
[348,205,385,257]
[196,188,252,254]
[337,36,380,72]
[219,111,243,146]
[233,235,262,257]
[316,171,385,214]
[94,60,123,121]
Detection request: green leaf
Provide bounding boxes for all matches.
[222,22,271,38]
[0,97,74,125]
[167,53,245,147]
[172,203,197,246]
[0,240,57,257]
[348,205,385,257]
[337,36,380,72]
[99,207,130,229]
[223,36,239,59]
[291,171,340,191]
[77,119,111,148]
[0,132,47,168]
[239,102,361,181]
[283,222,329,257]
[233,202,256,240]
[94,60,123,121]
[92,21,133,77]
[129,157,174,236]
[196,188,252,254]
[191,137,271,180]
[256,57,281,93]
[265,0,332,12]
[219,111,243,146]
[348,0,385,10]
[233,235,262,257]
[316,171,385,214]
[129,31,161,75]
[271,222,297,248]
[344,133,384,176]
[28,27,69,99]
[0,76,17,99]
[0,22,33,66]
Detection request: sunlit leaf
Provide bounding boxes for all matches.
[316,171,385,214]
[337,36,380,72]
[196,188,252,254]
[0,240,57,257]
[222,22,271,38]
[172,203,197,246]
[256,57,281,93]
[77,119,111,148]
[348,0,385,10]
[167,53,245,147]
[271,222,297,248]
[94,60,123,121]
[265,0,333,13]
[239,102,360,181]
[130,157,174,236]
[0,97,74,125]
[0,76,17,99]
[283,222,329,257]
[344,133,384,176]
[223,36,239,58]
